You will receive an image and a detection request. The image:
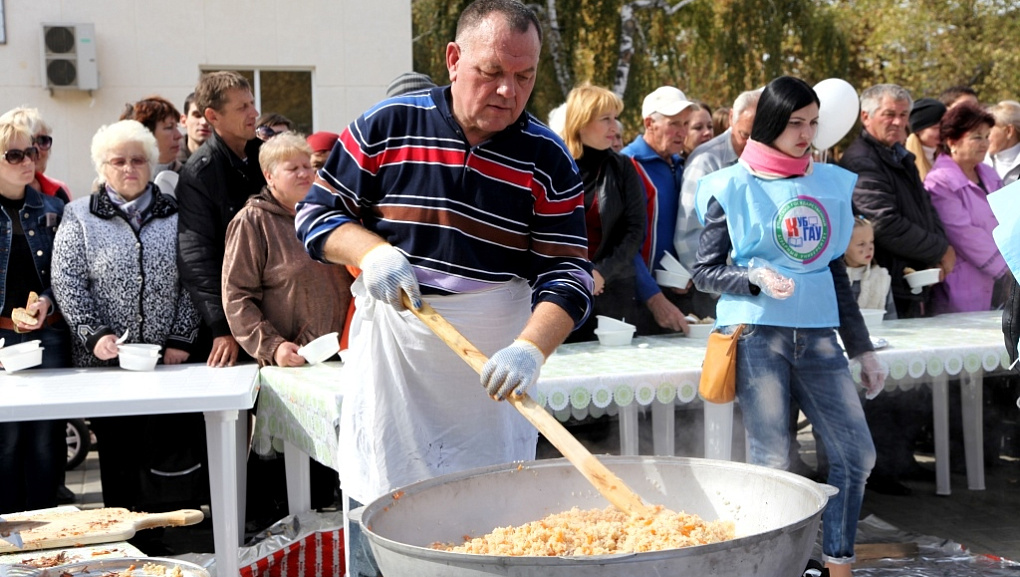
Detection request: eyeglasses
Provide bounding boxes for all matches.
[2,147,40,165]
[256,125,286,141]
[34,135,53,151]
[105,157,149,170]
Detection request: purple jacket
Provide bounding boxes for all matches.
[924,153,1007,313]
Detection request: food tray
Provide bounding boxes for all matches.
[13,556,209,577]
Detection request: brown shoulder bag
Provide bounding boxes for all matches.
[698,324,746,404]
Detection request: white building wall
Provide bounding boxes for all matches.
[0,0,413,195]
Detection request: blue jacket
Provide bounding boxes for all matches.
[620,135,684,302]
[0,186,64,313]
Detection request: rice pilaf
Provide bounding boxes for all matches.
[433,506,735,556]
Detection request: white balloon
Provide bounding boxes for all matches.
[813,78,860,150]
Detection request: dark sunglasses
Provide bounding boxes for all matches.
[33,135,53,150]
[256,125,285,141]
[2,147,40,165]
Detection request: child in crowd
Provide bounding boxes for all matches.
[844,216,897,319]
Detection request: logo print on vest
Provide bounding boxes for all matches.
[774,196,830,264]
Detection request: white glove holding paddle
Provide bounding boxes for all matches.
[747,258,795,300]
[855,351,888,400]
[360,244,422,310]
[482,339,545,400]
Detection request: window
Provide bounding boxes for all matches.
[227,69,313,135]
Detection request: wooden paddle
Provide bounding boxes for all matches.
[401,293,659,518]
[0,508,204,553]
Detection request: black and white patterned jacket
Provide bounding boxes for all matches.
[51,185,200,367]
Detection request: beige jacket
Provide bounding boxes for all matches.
[223,188,353,366]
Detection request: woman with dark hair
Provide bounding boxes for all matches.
[692,76,880,576]
[120,96,183,174]
[560,84,646,340]
[924,103,1007,313]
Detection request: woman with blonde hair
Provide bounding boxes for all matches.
[904,98,947,182]
[985,100,1020,185]
[223,132,353,366]
[682,102,715,157]
[0,106,71,202]
[561,84,646,340]
[0,117,70,514]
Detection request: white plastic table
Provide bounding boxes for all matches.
[539,311,1011,495]
[0,364,260,577]
[252,363,344,515]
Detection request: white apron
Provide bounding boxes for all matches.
[338,277,538,504]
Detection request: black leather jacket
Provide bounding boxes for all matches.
[579,149,647,284]
[1004,280,1020,365]
[840,130,948,310]
[692,198,874,358]
[176,132,265,337]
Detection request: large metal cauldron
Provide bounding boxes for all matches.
[360,456,831,576]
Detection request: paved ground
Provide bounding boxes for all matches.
[64,406,1020,562]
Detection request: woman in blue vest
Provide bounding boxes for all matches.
[692,76,884,576]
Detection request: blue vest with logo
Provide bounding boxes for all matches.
[695,162,858,328]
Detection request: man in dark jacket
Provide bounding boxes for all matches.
[840,83,956,495]
[176,71,265,366]
[840,83,955,319]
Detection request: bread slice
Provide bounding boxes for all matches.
[11,292,40,325]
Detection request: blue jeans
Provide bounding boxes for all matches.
[0,324,71,512]
[344,497,379,577]
[729,324,875,564]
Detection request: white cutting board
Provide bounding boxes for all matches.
[0,508,203,553]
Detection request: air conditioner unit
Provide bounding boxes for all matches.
[41,23,99,91]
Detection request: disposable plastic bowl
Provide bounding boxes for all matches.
[593,327,635,346]
[1,340,42,354]
[686,323,715,339]
[119,352,160,371]
[0,346,45,373]
[298,332,340,364]
[859,308,885,331]
[659,252,691,275]
[118,343,162,357]
[904,268,940,294]
[596,315,636,331]
[655,269,692,288]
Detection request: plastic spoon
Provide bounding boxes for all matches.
[115,329,130,345]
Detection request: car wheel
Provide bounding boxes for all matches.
[66,418,91,470]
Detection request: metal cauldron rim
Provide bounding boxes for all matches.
[360,455,830,565]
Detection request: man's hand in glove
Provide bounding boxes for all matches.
[481,339,545,400]
[855,351,887,400]
[359,244,422,310]
[747,258,795,300]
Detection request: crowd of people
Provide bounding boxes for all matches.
[2,0,1020,574]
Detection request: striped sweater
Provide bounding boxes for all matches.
[295,86,593,325]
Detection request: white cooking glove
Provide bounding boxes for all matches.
[747,258,795,300]
[481,339,545,400]
[359,244,422,310]
[854,351,888,400]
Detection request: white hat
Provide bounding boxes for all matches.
[641,86,693,119]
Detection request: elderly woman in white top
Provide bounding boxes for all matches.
[51,120,203,512]
[985,100,1020,185]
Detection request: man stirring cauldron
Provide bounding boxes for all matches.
[295,1,593,574]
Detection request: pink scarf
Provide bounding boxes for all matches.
[739,139,811,178]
